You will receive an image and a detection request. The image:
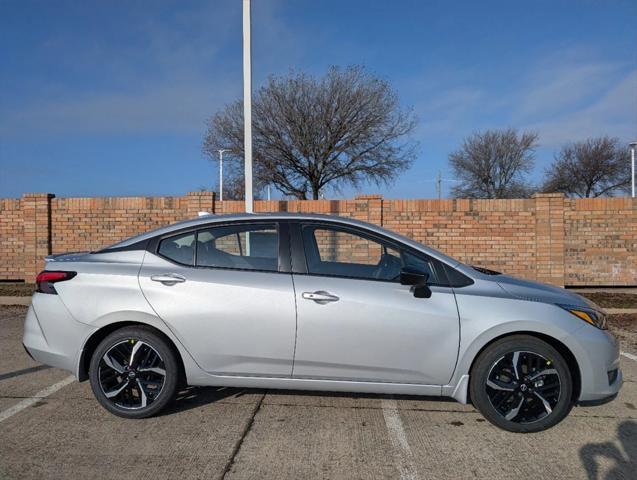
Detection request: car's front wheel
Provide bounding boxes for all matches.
[89,326,179,419]
[469,335,573,433]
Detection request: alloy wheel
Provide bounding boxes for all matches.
[486,350,561,424]
[98,339,167,410]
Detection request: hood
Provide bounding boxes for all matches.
[494,274,600,311]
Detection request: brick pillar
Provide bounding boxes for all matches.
[534,193,565,286]
[22,193,54,282]
[354,194,383,226]
[185,191,216,218]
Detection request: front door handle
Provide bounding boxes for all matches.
[150,273,186,285]
[302,291,339,304]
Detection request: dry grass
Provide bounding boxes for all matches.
[608,313,637,351]
[0,283,34,296]
[578,292,637,309]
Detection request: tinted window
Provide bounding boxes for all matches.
[158,232,196,265]
[301,224,449,284]
[302,226,402,281]
[443,264,474,287]
[402,250,438,283]
[196,223,278,272]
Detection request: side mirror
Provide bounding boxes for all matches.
[400,267,432,298]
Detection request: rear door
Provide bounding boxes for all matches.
[139,221,297,378]
[291,222,460,385]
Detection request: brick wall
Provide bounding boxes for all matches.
[0,198,23,280]
[0,192,635,286]
[564,197,637,286]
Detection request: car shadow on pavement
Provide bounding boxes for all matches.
[262,389,460,405]
[159,386,263,416]
[0,365,50,381]
[162,386,461,417]
[579,420,637,479]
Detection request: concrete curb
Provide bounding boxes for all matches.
[606,308,637,314]
[0,297,30,306]
[569,288,637,294]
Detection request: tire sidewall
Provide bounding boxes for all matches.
[89,326,179,419]
[470,336,573,433]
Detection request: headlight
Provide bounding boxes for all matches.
[557,304,607,330]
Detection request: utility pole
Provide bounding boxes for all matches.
[217,149,228,202]
[426,170,459,199]
[630,141,637,198]
[436,170,442,200]
[243,0,253,213]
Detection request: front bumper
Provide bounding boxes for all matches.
[568,323,623,403]
[578,392,618,407]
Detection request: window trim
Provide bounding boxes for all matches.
[150,220,292,275]
[291,220,462,287]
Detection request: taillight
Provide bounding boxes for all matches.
[35,271,77,294]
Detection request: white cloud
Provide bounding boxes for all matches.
[408,48,637,149]
[516,62,620,119]
[522,68,637,146]
[0,0,311,139]
[0,80,237,137]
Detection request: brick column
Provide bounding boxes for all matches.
[185,191,216,218]
[353,194,383,226]
[22,193,54,282]
[534,193,565,286]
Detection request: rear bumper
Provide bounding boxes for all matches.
[22,294,95,377]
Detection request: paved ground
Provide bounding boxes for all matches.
[1,305,635,480]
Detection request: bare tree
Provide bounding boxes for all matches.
[449,129,538,199]
[203,66,417,200]
[542,136,631,197]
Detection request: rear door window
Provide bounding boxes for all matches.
[195,223,279,272]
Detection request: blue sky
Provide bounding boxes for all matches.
[1,0,635,199]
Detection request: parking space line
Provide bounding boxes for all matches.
[381,398,420,480]
[0,375,75,423]
[621,351,637,362]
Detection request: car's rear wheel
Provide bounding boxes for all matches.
[469,335,573,433]
[89,326,179,419]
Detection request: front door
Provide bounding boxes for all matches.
[291,222,460,385]
[139,222,297,377]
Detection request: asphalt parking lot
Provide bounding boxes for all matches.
[1,305,635,480]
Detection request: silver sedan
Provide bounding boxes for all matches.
[23,213,622,432]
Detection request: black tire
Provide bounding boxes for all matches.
[89,326,179,419]
[469,335,573,433]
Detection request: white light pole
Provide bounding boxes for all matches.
[217,149,229,202]
[243,0,253,213]
[630,141,637,198]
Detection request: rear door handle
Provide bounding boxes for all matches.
[150,273,186,285]
[302,291,339,304]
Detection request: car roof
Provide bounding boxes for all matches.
[105,212,461,266]
[108,213,376,247]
